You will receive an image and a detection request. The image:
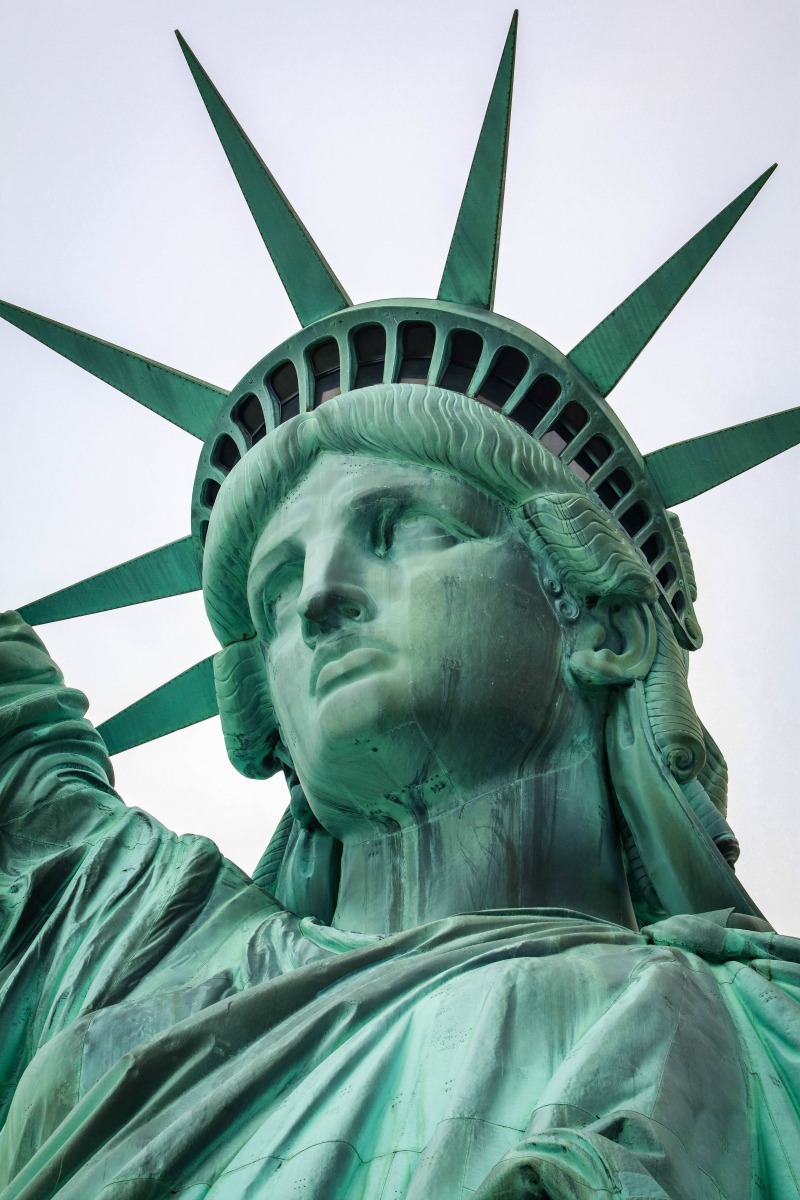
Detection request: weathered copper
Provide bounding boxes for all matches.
[1,12,799,1198]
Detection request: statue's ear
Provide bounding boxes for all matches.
[568,597,657,688]
[214,637,282,779]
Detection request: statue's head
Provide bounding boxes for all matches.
[10,17,788,929]
[202,382,740,923]
[205,382,651,782]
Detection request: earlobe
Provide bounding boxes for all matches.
[568,598,657,688]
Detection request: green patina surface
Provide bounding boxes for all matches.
[2,406,799,1194]
[18,537,200,627]
[438,13,516,309]
[646,402,800,506]
[2,12,800,1200]
[567,165,777,397]
[0,299,225,439]
[97,654,217,757]
[176,32,351,328]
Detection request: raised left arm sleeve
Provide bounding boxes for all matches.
[0,613,258,1124]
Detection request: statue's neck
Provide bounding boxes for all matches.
[331,752,636,935]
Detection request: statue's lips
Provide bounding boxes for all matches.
[313,643,395,699]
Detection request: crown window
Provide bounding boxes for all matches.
[439,329,483,394]
[311,338,341,407]
[640,533,664,564]
[594,468,632,510]
[212,434,241,473]
[657,562,677,590]
[671,590,687,615]
[567,434,612,482]
[539,401,588,457]
[476,346,528,409]
[269,361,300,422]
[399,322,436,384]
[509,373,561,433]
[233,394,266,445]
[354,324,386,388]
[619,501,649,538]
[202,479,221,509]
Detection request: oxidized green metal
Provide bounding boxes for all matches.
[191,298,705,646]
[567,165,777,396]
[18,536,200,626]
[646,403,800,506]
[2,12,799,1200]
[97,654,217,756]
[8,23,795,748]
[0,298,225,439]
[176,32,351,328]
[438,13,517,308]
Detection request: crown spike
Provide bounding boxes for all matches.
[645,405,800,508]
[97,655,218,756]
[0,300,225,439]
[437,12,518,310]
[568,165,777,397]
[18,537,200,626]
[176,31,351,328]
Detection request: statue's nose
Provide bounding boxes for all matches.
[297,537,374,645]
[299,586,372,643]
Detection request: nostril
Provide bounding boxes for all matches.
[299,587,372,641]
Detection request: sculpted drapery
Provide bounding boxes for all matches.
[1,612,799,1199]
[2,11,800,1196]
[1,388,799,1199]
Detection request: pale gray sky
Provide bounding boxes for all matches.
[1,0,798,931]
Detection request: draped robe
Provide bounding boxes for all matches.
[1,614,798,1200]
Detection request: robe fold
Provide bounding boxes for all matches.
[0,613,798,1200]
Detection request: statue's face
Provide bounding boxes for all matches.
[248,452,570,836]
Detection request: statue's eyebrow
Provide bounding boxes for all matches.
[349,476,505,537]
[349,483,417,513]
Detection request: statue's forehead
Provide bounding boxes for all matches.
[252,451,510,553]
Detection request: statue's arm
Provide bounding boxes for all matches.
[0,610,121,863]
[0,614,247,966]
[0,612,132,1101]
[0,612,270,1111]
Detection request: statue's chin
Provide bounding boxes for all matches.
[314,664,410,747]
[294,676,464,837]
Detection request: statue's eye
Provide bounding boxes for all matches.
[374,508,462,556]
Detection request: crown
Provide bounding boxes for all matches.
[9,14,800,757]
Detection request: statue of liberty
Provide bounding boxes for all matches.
[1,16,799,1199]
